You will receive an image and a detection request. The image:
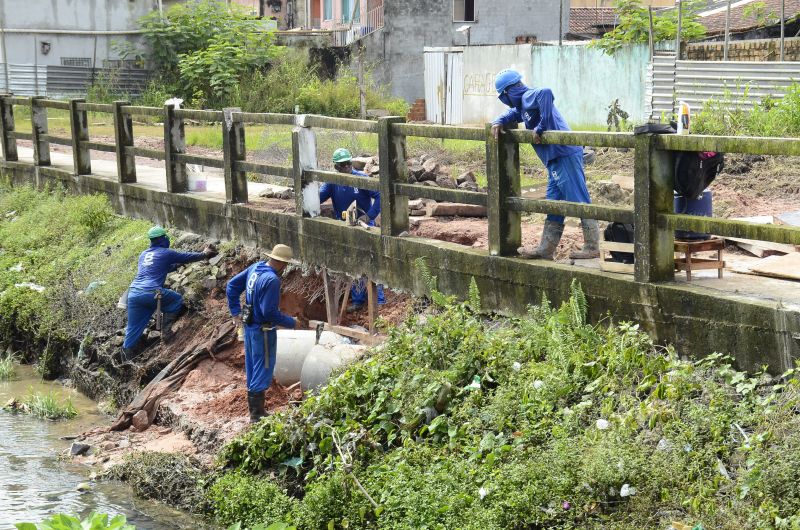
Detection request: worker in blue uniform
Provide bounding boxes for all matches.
[491,69,600,260]
[320,148,385,311]
[122,226,216,362]
[226,244,297,423]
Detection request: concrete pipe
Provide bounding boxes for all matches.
[300,343,366,392]
[274,329,351,386]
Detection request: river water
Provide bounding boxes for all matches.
[0,365,211,529]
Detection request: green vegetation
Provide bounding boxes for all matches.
[0,185,148,377]
[107,452,208,513]
[592,0,706,55]
[694,83,800,137]
[80,1,408,117]
[15,512,134,530]
[16,389,78,420]
[0,352,16,380]
[206,272,800,529]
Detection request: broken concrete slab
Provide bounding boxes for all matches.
[351,157,372,170]
[749,253,800,281]
[427,202,488,217]
[457,171,476,185]
[776,210,800,227]
[611,174,634,191]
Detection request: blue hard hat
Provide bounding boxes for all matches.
[495,69,522,93]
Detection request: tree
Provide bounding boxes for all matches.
[591,0,706,55]
[139,0,279,106]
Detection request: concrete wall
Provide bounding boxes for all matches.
[529,44,649,127]
[687,37,800,62]
[462,45,534,125]
[3,160,799,374]
[456,43,649,126]
[367,0,567,102]
[0,0,152,66]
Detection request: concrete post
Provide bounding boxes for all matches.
[222,107,248,203]
[30,96,50,166]
[486,123,521,256]
[292,119,318,216]
[0,95,18,162]
[378,116,409,237]
[69,98,91,175]
[112,100,136,184]
[164,103,188,193]
[633,133,675,283]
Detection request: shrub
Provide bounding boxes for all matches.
[693,82,800,137]
[0,353,15,380]
[208,471,298,528]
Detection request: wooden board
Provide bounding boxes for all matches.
[748,253,800,281]
[776,210,800,227]
[723,236,797,257]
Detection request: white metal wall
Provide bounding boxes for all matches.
[423,48,463,125]
[0,64,47,96]
[648,58,800,119]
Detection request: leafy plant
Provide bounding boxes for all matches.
[15,512,134,530]
[693,82,800,137]
[139,0,277,107]
[606,98,630,131]
[592,0,706,55]
[209,471,298,528]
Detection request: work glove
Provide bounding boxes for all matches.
[202,244,218,259]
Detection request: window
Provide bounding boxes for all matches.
[453,0,475,22]
[61,57,91,68]
[324,0,332,20]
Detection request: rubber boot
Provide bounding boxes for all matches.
[247,390,267,424]
[160,311,180,342]
[518,220,564,260]
[121,339,145,363]
[570,219,601,260]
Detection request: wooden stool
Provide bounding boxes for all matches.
[674,238,725,281]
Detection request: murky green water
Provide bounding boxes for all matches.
[0,365,213,529]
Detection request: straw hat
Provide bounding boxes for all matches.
[267,244,295,263]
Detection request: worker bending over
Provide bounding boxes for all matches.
[123,226,217,362]
[226,244,297,423]
[491,69,599,260]
[320,147,385,311]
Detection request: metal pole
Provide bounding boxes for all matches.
[648,7,655,60]
[358,43,366,119]
[33,36,39,96]
[780,0,785,61]
[724,0,731,60]
[558,0,564,46]
[0,9,8,94]
[675,0,683,59]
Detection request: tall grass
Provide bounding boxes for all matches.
[21,389,78,420]
[0,354,15,380]
[694,82,800,137]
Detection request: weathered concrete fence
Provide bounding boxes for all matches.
[1,95,800,371]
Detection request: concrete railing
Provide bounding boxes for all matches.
[1,95,800,286]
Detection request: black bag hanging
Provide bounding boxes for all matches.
[603,222,635,264]
[674,151,725,199]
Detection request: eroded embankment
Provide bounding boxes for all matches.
[0,185,410,470]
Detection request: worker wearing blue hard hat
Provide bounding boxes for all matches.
[491,69,599,260]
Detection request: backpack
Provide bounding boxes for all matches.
[674,151,725,199]
[603,222,635,264]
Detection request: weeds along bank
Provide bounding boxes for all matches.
[7,187,800,528]
[196,277,800,530]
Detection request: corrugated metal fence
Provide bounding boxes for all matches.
[0,64,148,97]
[648,57,800,119]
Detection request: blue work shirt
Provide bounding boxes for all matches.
[129,242,205,292]
[492,83,582,167]
[226,262,296,329]
[319,169,381,221]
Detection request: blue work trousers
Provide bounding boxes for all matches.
[545,152,592,224]
[124,288,183,349]
[350,279,385,306]
[244,325,277,392]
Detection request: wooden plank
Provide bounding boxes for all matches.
[325,324,384,346]
[748,253,800,281]
[674,239,725,253]
[367,280,378,335]
[600,260,635,274]
[723,236,797,256]
[322,268,339,326]
[600,241,634,252]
